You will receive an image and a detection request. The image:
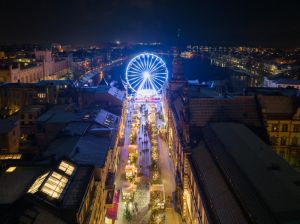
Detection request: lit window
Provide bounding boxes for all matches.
[37,93,46,99]
[28,172,49,194]
[41,172,68,199]
[6,167,16,172]
[58,160,75,176]
[0,154,22,160]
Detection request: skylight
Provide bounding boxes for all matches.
[6,167,16,172]
[41,172,68,199]
[58,160,75,176]
[0,154,22,160]
[28,172,49,194]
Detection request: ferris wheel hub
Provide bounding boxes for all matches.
[143,71,151,79]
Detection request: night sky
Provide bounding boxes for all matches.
[1,0,299,47]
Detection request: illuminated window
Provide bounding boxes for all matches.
[37,93,46,99]
[58,160,75,176]
[6,167,16,172]
[28,172,49,194]
[0,154,22,160]
[41,172,68,199]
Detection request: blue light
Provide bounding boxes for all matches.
[125,53,168,97]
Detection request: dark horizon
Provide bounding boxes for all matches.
[0,0,300,47]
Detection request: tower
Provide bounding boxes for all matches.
[172,55,185,81]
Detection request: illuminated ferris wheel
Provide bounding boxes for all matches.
[126,53,168,96]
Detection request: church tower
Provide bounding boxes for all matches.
[172,55,185,81]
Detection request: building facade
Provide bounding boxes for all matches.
[163,56,267,223]
[0,50,70,83]
[257,95,300,170]
[0,117,20,153]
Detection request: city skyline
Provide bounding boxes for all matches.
[1,0,299,47]
[1,1,300,224]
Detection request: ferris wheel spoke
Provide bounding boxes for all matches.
[127,72,141,78]
[131,77,144,91]
[129,75,143,83]
[150,63,165,74]
[128,68,143,75]
[143,55,148,71]
[153,72,168,77]
[139,56,147,70]
[145,54,150,70]
[144,79,149,89]
[152,75,164,85]
[135,57,145,70]
[131,76,143,86]
[149,61,164,74]
[148,55,155,70]
[127,75,142,83]
[131,81,142,92]
[149,59,160,72]
[130,62,143,72]
[128,66,142,74]
[146,79,152,90]
[147,55,159,71]
[155,75,166,82]
[137,77,147,91]
[131,61,144,72]
[153,75,166,82]
[152,75,166,85]
[149,77,160,91]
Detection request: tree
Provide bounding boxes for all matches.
[124,208,132,222]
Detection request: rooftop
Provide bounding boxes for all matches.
[37,105,85,124]
[16,206,67,224]
[188,96,262,127]
[61,122,91,136]
[21,105,45,114]
[108,86,125,101]
[189,84,222,98]
[26,160,91,206]
[0,118,18,134]
[62,166,93,209]
[192,122,300,223]
[244,87,298,97]
[257,95,297,118]
[44,128,115,167]
[72,132,112,166]
[36,80,74,86]
[94,109,120,128]
[275,78,300,85]
[80,85,125,102]
[0,166,44,204]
